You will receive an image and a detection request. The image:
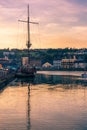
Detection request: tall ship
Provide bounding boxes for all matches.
[15,5,38,78]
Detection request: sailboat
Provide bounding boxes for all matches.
[15,5,38,78]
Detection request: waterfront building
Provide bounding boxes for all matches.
[30,59,42,68]
[74,60,87,69]
[0,68,8,78]
[3,51,15,56]
[61,57,76,69]
[53,60,61,69]
[22,57,41,68]
[22,57,28,65]
[42,62,53,68]
[0,58,10,67]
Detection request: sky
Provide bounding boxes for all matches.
[0,0,87,49]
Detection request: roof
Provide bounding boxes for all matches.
[42,62,52,67]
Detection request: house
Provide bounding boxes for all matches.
[53,60,61,69]
[61,57,76,69]
[22,57,41,68]
[74,60,86,69]
[30,59,42,68]
[22,57,28,65]
[0,58,10,67]
[42,62,52,68]
[3,51,15,56]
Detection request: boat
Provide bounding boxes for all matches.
[81,72,87,78]
[15,5,38,78]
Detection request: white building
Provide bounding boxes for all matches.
[3,51,15,56]
[53,60,61,69]
[74,60,86,69]
[22,57,28,65]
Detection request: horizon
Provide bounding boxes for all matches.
[0,0,87,49]
[1,47,87,50]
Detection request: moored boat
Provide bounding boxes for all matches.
[16,5,38,78]
[15,65,36,78]
[81,72,87,78]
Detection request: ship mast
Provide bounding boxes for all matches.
[18,4,39,65]
[26,4,31,64]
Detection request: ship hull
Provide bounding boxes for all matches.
[15,72,35,78]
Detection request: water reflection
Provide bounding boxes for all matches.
[27,83,31,130]
[0,77,35,130]
[36,74,87,87]
[19,79,33,130]
[0,73,87,130]
[13,74,87,88]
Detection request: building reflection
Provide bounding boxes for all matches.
[0,74,87,130]
[34,74,87,89]
[9,74,87,90]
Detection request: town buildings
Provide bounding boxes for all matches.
[0,49,87,70]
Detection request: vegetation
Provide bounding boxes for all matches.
[0,48,87,62]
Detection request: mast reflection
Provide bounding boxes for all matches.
[20,77,35,130]
[27,82,31,130]
[13,74,87,90]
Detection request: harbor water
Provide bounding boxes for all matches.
[0,71,87,130]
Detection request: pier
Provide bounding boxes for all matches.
[0,72,15,89]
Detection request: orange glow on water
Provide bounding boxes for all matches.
[0,79,87,130]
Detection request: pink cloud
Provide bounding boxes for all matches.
[0,0,86,48]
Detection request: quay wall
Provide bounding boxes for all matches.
[0,73,15,89]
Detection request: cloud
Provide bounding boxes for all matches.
[0,0,86,26]
[0,0,87,48]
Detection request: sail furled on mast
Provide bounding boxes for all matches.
[27,4,31,49]
[18,4,39,64]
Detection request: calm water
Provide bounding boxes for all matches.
[0,71,87,130]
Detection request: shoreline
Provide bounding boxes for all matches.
[0,73,15,90]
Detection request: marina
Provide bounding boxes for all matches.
[0,0,87,130]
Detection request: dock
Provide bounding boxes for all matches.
[0,73,15,89]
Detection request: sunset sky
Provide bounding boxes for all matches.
[0,0,87,49]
